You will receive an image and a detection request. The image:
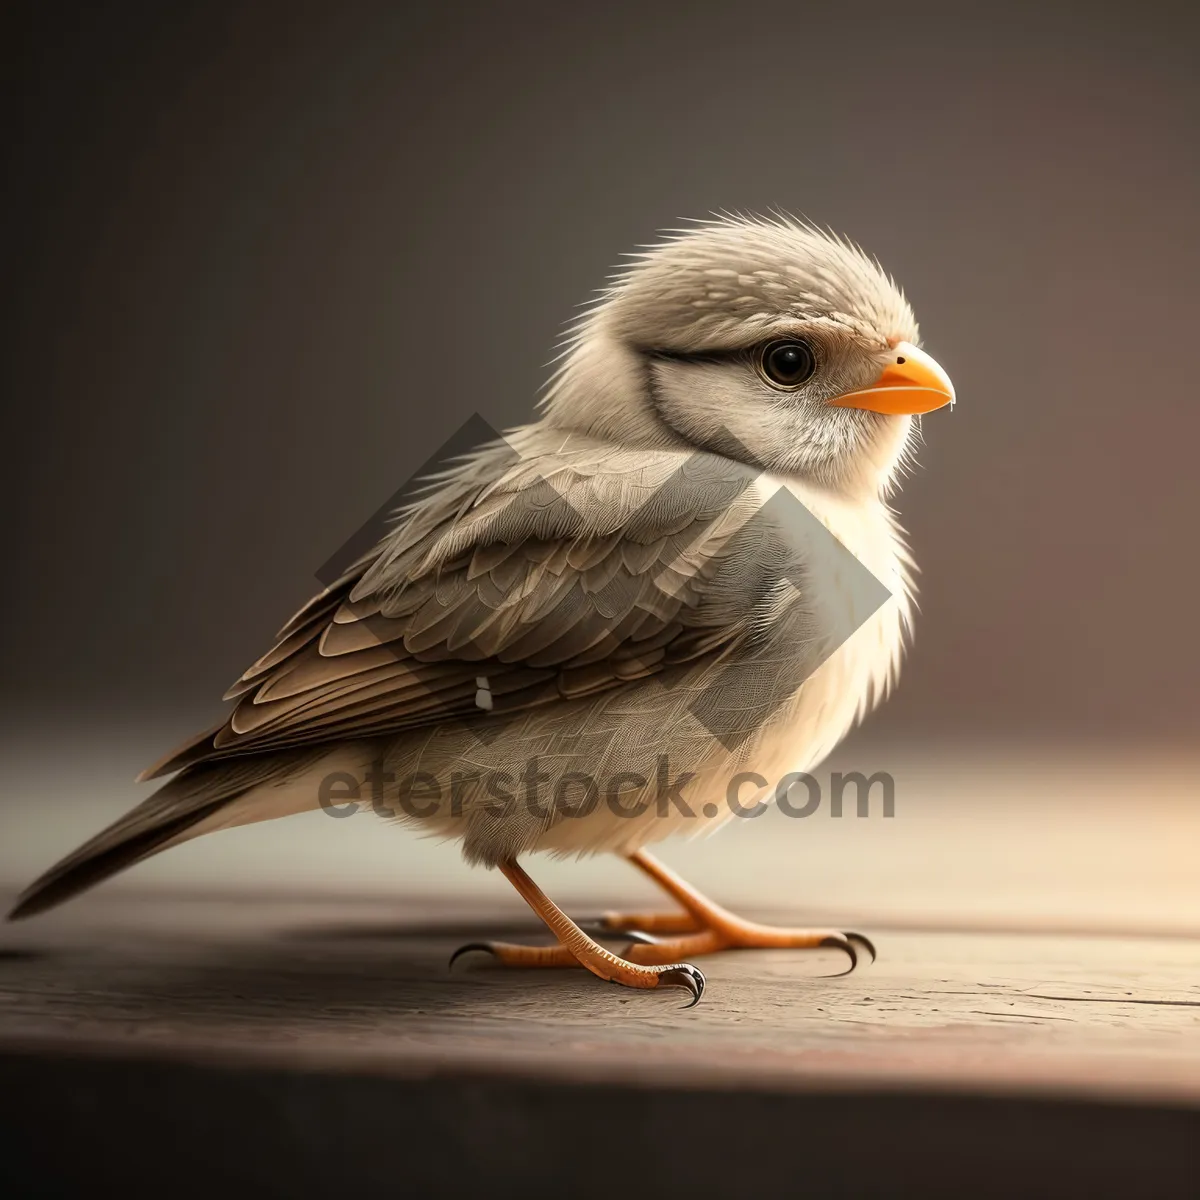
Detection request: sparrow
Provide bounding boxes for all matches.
[7,214,954,1007]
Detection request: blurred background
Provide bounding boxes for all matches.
[2,0,1197,923]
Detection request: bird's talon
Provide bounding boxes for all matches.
[448,942,494,970]
[658,963,705,1007]
[820,933,858,976]
[846,931,877,963]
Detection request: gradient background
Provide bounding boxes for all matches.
[2,1,1198,913]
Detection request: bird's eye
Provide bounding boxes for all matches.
[758,339,816,389]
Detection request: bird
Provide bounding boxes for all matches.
[7,213,954,1007]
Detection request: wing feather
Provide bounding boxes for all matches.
[143,433,768,779]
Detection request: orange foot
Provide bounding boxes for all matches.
[591,849,875,972]
[449,852,874,1007]
[449,858,705,1006]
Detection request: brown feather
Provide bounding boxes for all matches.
[134,436,764,781]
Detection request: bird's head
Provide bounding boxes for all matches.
[539,214,954,496]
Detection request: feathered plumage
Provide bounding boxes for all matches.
[9,213,951,974]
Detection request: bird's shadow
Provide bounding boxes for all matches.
[0,907,855,1029]
[0,917,639,1028]
[0,946,46,963]
[278,915,555,942]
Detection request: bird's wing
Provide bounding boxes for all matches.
[139,432,773,780]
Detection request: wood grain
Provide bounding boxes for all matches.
[2,888,1198,1105]
[3,747,1199,1195]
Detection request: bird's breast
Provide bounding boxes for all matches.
[755,474,912,770]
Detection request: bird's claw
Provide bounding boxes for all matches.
[821,934,856,976]
[817,931,875,976]
[657,963,705,1008]
[448,942,494,970]
[450,938,703,1006]
[846,931,877,964]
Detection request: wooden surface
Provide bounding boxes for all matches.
[1,886,1199,1103]
[2,739,1199,1100]
[2,889,1199,1198]
[1,739,1198,1194]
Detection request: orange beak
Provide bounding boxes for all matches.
[828,342,955,415]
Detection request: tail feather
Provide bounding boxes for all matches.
[6,753,309,922]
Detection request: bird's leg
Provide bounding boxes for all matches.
[597,849,875,973]
[449,858,705,1005]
